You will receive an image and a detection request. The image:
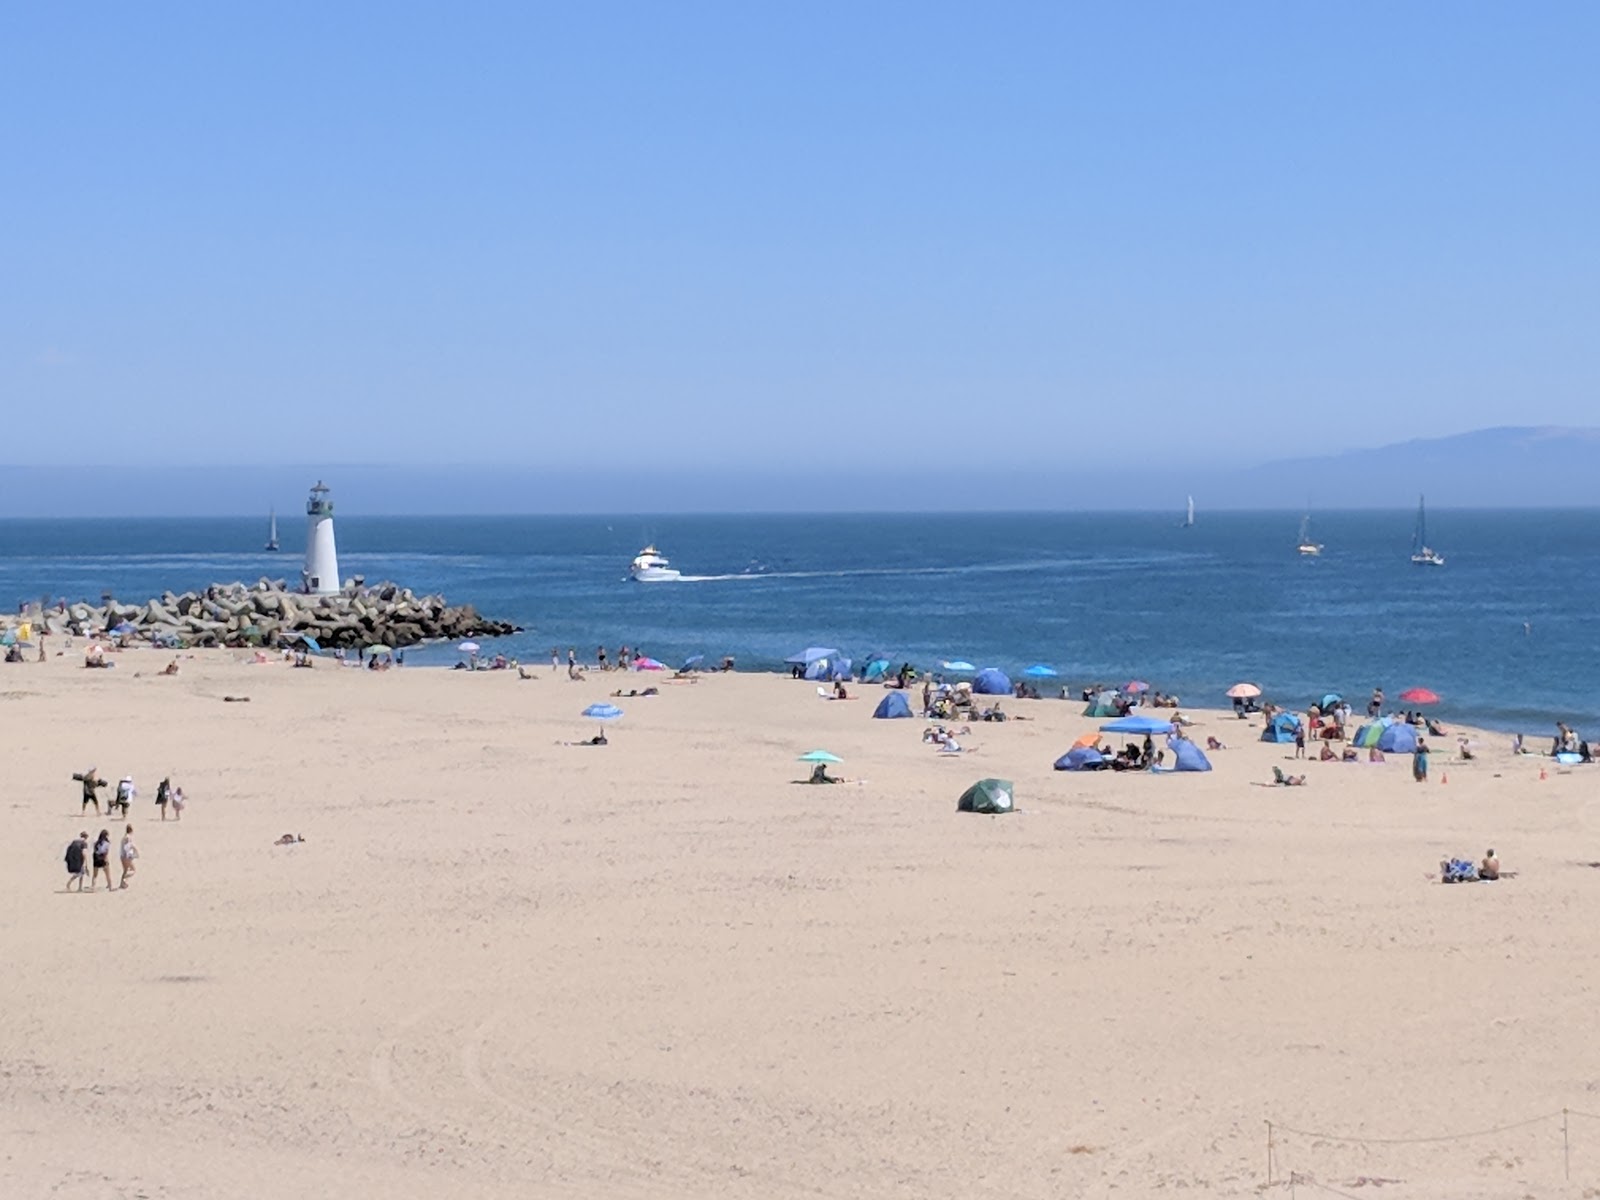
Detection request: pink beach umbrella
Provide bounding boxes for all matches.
[634,656,666,671]
[1124,680,1150,694]
[1398,687,1440,705]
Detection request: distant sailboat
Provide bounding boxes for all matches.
[265,508,280,552]
[1410,495,1444,566]
[1296,513,1323,557]
[1181,495,1195,528]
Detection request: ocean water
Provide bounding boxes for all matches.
[0,510,1596,734]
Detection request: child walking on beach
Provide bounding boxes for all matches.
[119,825,139,889]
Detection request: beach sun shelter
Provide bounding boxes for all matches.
[1378,721,1419,754]
[972,668,1012,695]
[1166,737,1213,772]
[873,692,913,719]
[957,778,1015,814]
[1054,747,1104,771]
[1260,713,1299,743]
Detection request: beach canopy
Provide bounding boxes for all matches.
[1398,687,1440,705]
[972,667,1012,695]
[1166,737,1213,772]
[1100,714,1175,735]
[956,777,1015,814]
[1260,713,1300,744]
[1054,747,1104,771]
[872,692,913,719]
[786,646,840,665]
[797,750,842,764]
[1225,682,1261,699]
[1023,664,1059,678]
[1378,722,1419,754]
[581,703,623,721]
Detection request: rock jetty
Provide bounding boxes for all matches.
[7,580,520,650]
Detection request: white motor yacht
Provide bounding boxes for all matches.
[629,545,681,582]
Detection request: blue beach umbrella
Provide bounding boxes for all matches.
[582,703,624,721]
[797,750,843,764]
[680,653,704,671]
[296,634,321,653]
[1023,664,1059,678]
[1319,693,1342,711]
[1100,714,1176,735]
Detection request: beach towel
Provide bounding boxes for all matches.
[1441,858,1479,883]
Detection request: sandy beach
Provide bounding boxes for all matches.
[6,648,1600,1198]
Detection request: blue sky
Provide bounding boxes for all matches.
[4,3,1598,476]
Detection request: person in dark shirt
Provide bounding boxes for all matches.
[64,833,88,891]
[74,768,107,814]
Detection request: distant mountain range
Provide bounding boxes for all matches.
[0,426,1596,515]
[1235,426,1600,509]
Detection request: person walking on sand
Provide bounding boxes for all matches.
[1293,722,1306,759]
[118,825,139,889]
[90,829,114,892]
[597,645,608,671]
[156,776,172,821]
[111,775,136,817]
[550,646,559,671]
[74,767,107,814]
[64,831,89,892]
[170,784,186,821]
[1412,738,1430,783]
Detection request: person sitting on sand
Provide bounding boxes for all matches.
[1480,849,1500,880]
[833,680,849,700]
[275,833,305,845]
[1341,746,1359,762]
[1319,743,1338,762]
[1368,747,1385,763]
[807,762,841,784]
[160,659,179,676]
[1206,737,1227,750]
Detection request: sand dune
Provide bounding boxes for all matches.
[5,650,1598,1198]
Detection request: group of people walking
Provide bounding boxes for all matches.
[63,825,138,891]
[61,769,186,892]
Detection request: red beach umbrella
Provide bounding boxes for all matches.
[1398,687,1440,705]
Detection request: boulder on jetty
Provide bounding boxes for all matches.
[4,579,520,650]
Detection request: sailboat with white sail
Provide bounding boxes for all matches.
[1409,495,1444,566]
[1296,512,1322,556]
[1181,495,1195,528]
[265,508,280,552]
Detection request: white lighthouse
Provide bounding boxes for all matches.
[303,480,341,595]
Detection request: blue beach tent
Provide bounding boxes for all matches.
[862,658,893,682]
[1377,722,1419,754]
[873,692,913,719]
[1261,713,1299,743]
[1054,747,1104,771]
[786,646,840,665]
[1083,691,1122,718]
[972,668,1012,695]
[1166,737,1213,772]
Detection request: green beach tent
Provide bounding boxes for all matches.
[957,778,1016,814]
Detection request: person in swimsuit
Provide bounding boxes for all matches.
[170,785,186,820]
[156,777,172,821]
[91,829,114,892]
[1480,849,1500,880]
[75,768,107,814]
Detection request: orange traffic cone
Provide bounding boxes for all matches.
[1440,772,1448,785]
[1539,767,1548,781]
